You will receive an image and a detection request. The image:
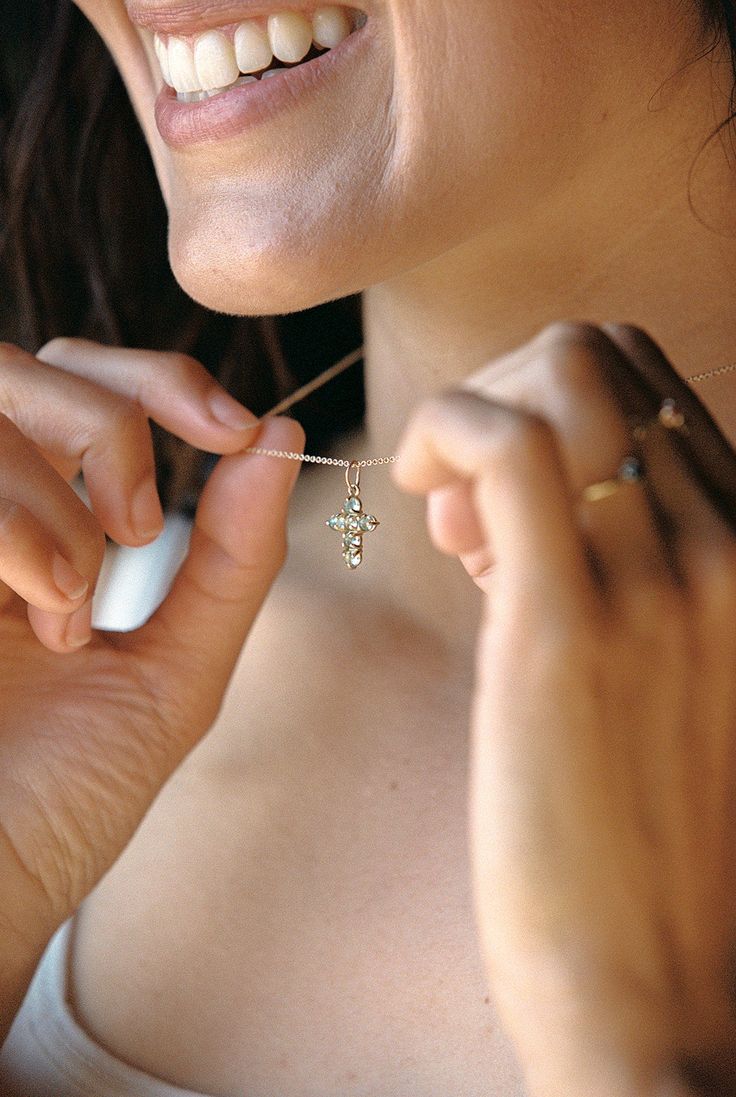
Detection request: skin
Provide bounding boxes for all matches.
[2,1,736,1095]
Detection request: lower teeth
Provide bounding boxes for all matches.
[176,76,259,103]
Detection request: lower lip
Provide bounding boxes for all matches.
[154,24,370,149]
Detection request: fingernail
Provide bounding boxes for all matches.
[65,601,92,649]
[207,390,260,431]
[131,476,164,540]
[51,552,89,601]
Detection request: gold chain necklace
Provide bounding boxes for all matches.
[244,346,734,570]
[244,345,390,570]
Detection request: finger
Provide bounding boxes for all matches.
[600,328,736,918]
[600,325,736,601]
[12,359,163,546]
[34,337,260,451]
[465,324,674,597]
[602,323,736,530]
[0,340,261,547]
[426,481,485,555]
[0,498,89,614]
[0,345,162,545]
[0,414,105,651]
[393,390,596,620]
[425,481,496,587]
[27,598,94,654]
[113,416,305,741]
[0,414,105,578]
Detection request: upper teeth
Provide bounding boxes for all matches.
[154,6,355,94]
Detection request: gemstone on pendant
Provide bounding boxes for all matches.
[327,481,380,569]
[619,456,644,483]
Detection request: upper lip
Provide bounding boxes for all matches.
[127,1,364,36]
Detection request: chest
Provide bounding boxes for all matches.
[69,588,526,1096]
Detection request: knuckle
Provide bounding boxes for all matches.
[545,348,598,397]
[156,350,208,387]
[537,326,614,396]
[103,393,148,442]
[538,320,610,357]
[602,321,645,343]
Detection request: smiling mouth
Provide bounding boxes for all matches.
[148,7,367,102]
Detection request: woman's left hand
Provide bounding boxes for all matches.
[393,322,736,1097]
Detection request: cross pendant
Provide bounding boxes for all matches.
[325,463,380,569]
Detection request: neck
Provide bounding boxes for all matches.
[357,50,736,639]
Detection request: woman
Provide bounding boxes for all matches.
[1,1,736,1094]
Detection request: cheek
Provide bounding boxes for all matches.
[389,3,597,195]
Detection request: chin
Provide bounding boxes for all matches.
[170,250,359,315]
[167,211,374,316]
[172,264,311,316]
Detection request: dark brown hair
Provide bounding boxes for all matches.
[0,0,364,510]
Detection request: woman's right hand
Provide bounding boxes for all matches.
[0,337,303,956]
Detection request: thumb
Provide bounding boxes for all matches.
[119,415,304,733]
